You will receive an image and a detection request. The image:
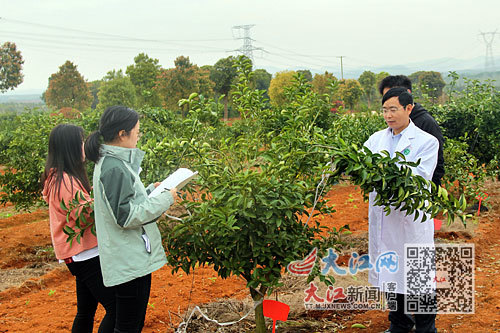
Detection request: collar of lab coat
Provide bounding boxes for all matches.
[386,120,416,154]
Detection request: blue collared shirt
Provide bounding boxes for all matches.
[388,124,410,157]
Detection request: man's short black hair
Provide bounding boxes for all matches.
[382,87,413,108]
[378,75,412,95]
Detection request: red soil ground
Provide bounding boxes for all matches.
[0,182,499,332]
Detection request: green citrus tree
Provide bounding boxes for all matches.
[162,57,469,332]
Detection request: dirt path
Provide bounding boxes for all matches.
[0,207,249,332]
[0,203,250,332]
[0,182,499,332]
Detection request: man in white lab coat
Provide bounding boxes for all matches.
[364,88,438,333]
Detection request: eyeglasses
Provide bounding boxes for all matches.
[381,106,403,113]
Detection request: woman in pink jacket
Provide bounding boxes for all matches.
[42,124,115,333]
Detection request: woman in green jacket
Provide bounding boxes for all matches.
[85,105,176,332]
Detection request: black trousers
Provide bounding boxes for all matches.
[66,256,116,333]
[387,293,437,333]
[114,274,152,333]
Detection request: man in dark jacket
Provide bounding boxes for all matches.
[379,75,445,186]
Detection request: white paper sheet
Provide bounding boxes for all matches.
[148,168,198,198]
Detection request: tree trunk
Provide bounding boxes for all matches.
[224,95,229,121]
[250,286,268,333]
[181,103,187,118]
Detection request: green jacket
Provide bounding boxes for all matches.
[93,144,173,287]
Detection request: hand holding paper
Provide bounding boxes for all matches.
[149,168,198,198]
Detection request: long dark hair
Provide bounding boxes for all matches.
[42,124,91,198]
[85,105,139,163]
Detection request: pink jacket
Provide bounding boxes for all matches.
[42,171,97,260]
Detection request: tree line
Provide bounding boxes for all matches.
[40,55,447,117]
[1,41,448,117]
[41,54,270,120]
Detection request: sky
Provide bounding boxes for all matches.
[1,0,499,93]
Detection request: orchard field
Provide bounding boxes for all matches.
[1,181,500,332]
[0,58,499,332]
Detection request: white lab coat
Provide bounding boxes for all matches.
[364,121,439,295]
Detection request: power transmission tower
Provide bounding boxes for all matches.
[479,30,498,71]
[232,24,263,65]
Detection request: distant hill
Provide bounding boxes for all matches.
[0,94,44,104]
[0,94,46,113]
[442,70,500,88]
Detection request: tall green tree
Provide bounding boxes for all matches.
[200,64,214,75]
[154,56,214,115]
[410,71,446,102]
[0,42,24,93]
[268,70,296,107]
[89,80,101,109]
[198,66,214,100]
[209,56,238,120]
[375,71,390,95]
[297,69,313,82]
[126,53,161,107]
[252,69,272,91]
[358,70,377,107]
[44,60,92,111]
[97,70,137,110]
[336,79,363,111]
[312,71,337,98]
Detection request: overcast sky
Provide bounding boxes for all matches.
[1,0,499,92]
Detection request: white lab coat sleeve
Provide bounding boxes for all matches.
[410,137,439,181]
[363,133,375,152]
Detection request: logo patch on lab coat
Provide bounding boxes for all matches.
[403,148,410,155]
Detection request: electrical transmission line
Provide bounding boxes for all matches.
[0,17,233,54]
[479,30,499,71]
[231,24,263,65]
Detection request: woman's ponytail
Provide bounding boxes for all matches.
[85,106,139,164]
[85,131,101,163]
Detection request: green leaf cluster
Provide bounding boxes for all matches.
[325,140,469,225]
[431,72,500,164]
[0,110,63,210]
[60,190,95,247]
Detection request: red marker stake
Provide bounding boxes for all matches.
[434,218,443,231]
[475,193,489,216]
[263,300,290,333]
